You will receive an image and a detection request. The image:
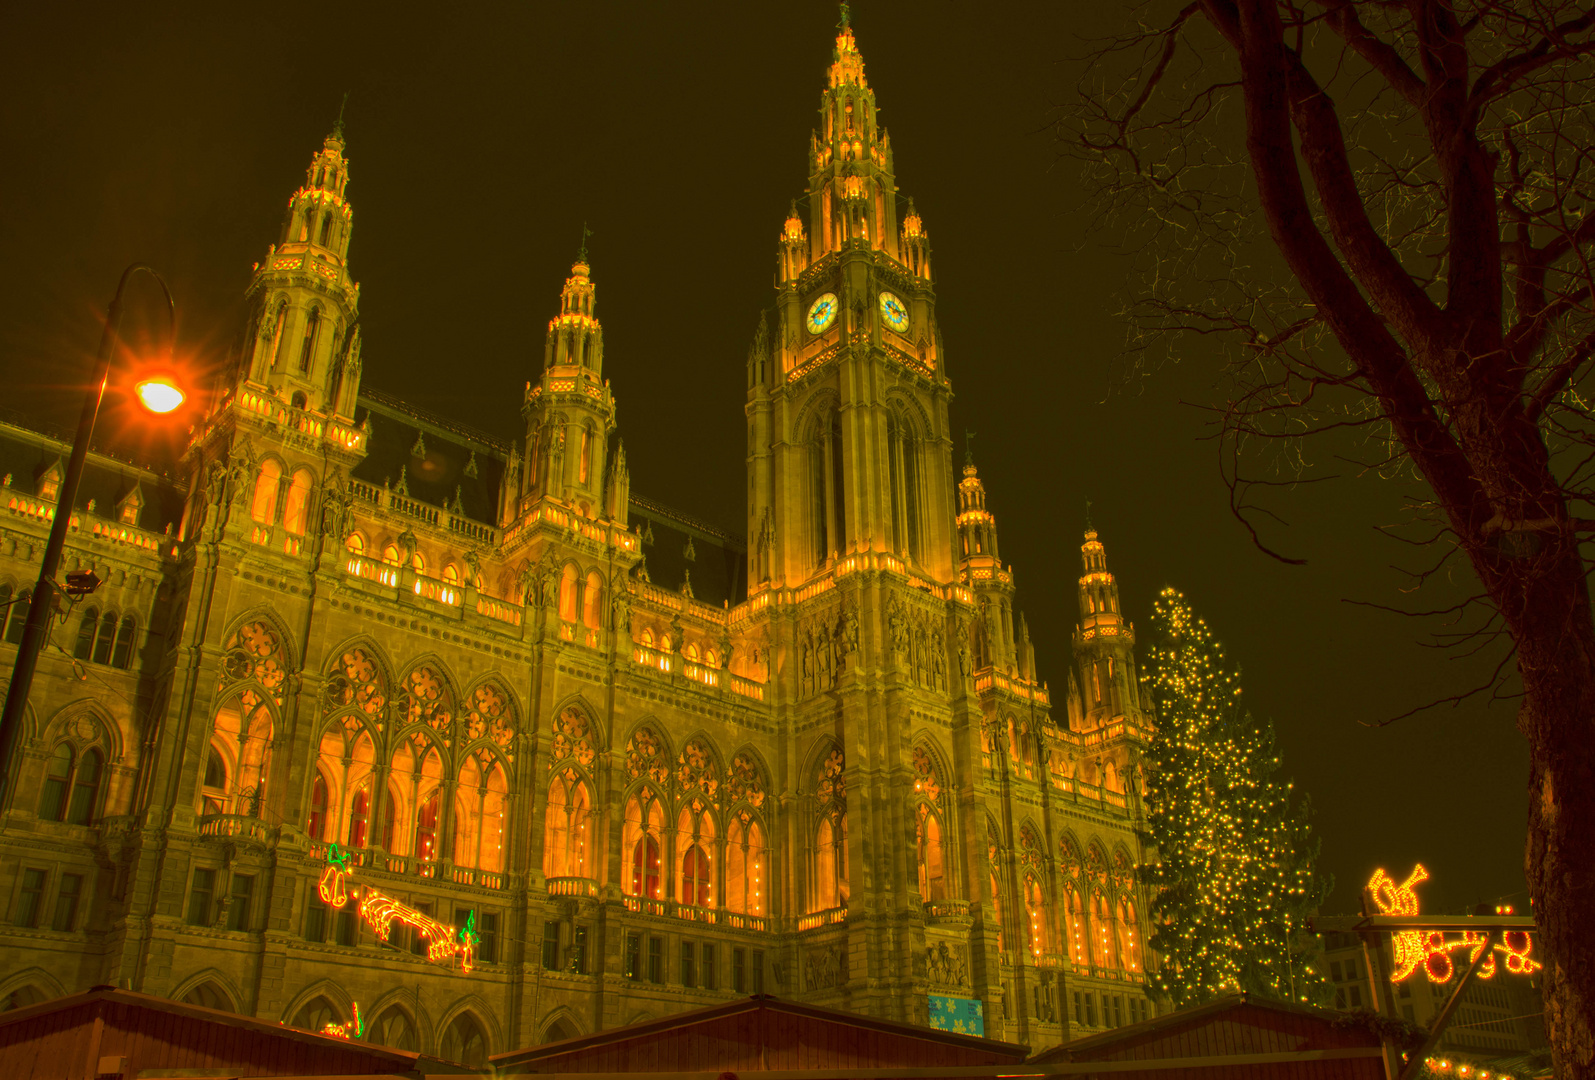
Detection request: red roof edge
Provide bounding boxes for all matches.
[492,994,1029,1068]
[1029,992,1384,1064]
[0,984,425,1067]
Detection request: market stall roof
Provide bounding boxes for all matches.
[0,984,478,1078]
[1029,992,1388,1078]
[493,995,1028,1075]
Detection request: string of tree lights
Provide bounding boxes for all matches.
[1139,587,1330,1008]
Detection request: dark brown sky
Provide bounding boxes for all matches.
[0,1,1528,914]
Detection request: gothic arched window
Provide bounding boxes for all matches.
[726,812,766,916]
[677,802,715,909]
[1118,898,1140,972]
[1092,890,1116,968]
[454,750,508,873]
[441,1012,488,1068]
[622,790,664,899]
[583,570,604,629]
[211,689,274,817]
[558,565,579,623]
[308,772,329,841]
[543,768,591,879]
[348,784,370,848]
[1024,874,1050,959]
[250,460,281,525]
[111,616,136,669]
[38,743,73,821]
[93,611,117,666]
[917,808,946,901]
[298,308,321,374]
[1067,886,1088,967]
[282,468,314,537]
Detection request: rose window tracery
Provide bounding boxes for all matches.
[1060,836,1083,878]
[676,739,719,801]
[324,647,386,718]
[725,752,766,809]
[816,747,845,813]
[218,620,287,704]
[1020,824,1045,872]
[465,683,514,749]
[400,666,454,736]
[548,707,595,770]
[626,727,670,787]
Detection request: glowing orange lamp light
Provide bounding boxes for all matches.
[134,375,185,414]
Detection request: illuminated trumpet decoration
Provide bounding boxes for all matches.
[318,843,479,974]
[1368,864,1541,983]
[321,1001,363,1040]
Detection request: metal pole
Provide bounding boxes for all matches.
[0,264,174,811]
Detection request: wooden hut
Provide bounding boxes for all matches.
[1029,992,1389,1079]
[492,995,1030,1076]
[0,984,477,1078]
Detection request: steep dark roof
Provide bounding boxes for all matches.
[629,493,746,609]
[353,388,508,526]
[0,419,186,536]
[492,994,1028,1073]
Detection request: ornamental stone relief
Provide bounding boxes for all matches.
[804,942,846,990]
[926,942,969,988]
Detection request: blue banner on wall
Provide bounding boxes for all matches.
[927,994,984,1037]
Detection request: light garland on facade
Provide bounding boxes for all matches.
[321,1001,363,1040]
[318,844,479,973]
[1368,864,1541,983]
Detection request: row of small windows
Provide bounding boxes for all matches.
[10,865,85,932]
[345,534,470,585]
[71,608,137,669]
[618,930,764,993]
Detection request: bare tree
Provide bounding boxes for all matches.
[1063,1,1595,1073]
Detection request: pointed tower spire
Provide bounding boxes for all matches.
[516,258,620,518]
[236,127,362,421]
[1072,526,1146,731]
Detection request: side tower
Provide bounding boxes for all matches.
[238,126,363,419]
[512,256,630,526]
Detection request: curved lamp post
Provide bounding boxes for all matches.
[0,264,184,809]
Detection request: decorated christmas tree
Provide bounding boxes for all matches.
[1140,587,1331,1007]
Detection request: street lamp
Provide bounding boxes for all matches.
[0,263,185,810]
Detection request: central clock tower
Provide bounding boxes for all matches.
[747,10,954,589]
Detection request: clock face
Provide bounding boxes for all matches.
[879,292,909,332]
[806,293,838,335]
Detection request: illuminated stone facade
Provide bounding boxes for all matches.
[0,20,1154,1062]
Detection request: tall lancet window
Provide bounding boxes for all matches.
[299,309,320,375]
[888,412,922,563]
[809,406,847,570]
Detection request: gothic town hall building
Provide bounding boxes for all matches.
[0,20,1155,1064]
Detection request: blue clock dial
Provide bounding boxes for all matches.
[879,292,909,332]
[806,293,838,335]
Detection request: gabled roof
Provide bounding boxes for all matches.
[1030,991,1384,1065]
[493,994,1028,1073]
[0,984,479,1077]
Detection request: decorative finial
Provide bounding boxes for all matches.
[964,428,976,467]
[839,2,850,29]
[578,221,592,263]
[333,92,348,139]
[1085,497,1094,531]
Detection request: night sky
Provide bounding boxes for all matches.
[0,2,1528,914]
